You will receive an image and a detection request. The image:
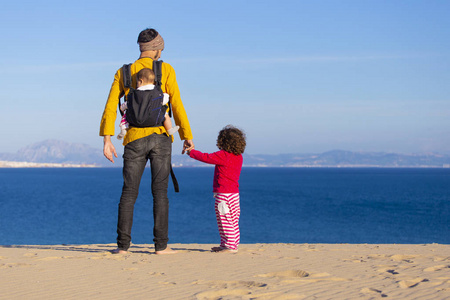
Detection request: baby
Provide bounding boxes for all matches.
[117,68,179,139]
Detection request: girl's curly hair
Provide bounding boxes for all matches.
[216,125,246,155]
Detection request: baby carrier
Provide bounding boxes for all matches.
[119,60,172,127]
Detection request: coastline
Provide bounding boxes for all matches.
[1,243,449,299]
[1,161,449,168]
[0,161,97,168]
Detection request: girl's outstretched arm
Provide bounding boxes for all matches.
[189,149,227,165]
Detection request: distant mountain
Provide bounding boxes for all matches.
[241,150,450,168]
[0,140,110,166]
[1,140,449,168]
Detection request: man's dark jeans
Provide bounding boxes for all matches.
[117,133,171,251]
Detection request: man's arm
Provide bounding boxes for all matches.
[100,69,122,137]
[103,136,118,163]
[163,63,193,142]
[100,69,123,163]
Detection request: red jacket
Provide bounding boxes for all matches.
[189,149,243,193]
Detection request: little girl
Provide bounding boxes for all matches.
[187,125,246,253]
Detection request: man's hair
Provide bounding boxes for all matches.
[216,125,246,155]
[137,68,155,84]
[137,28,159,43]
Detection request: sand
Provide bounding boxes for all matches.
[0,243,449,299]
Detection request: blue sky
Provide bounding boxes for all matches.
[2,0,449,155]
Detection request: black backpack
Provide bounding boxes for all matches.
[120,60,171,128]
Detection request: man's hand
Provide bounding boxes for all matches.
[182,140,194,154]
[103,136,118,163]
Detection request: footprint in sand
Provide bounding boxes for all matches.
[195,289,250,299]
[377,266,400,275]
[193,280,267,289]
[158,281,177,285]
[293,273,349,283]
[258,270,349,283]
[192,279,271,300]
[361,287,388,297]
[224,281,267,289]
[193,280,304,299]
[258,270,309,278]
[398,278,429,288]
[424,265,450,272]
[342,258,366,263]
[390,254,417,263]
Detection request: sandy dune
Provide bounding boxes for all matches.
[1,243,449,299]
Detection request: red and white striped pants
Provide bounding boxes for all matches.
[214,193,241,250]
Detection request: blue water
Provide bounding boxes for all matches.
[0,168,449,245]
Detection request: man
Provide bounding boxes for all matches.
[100,28,194,254]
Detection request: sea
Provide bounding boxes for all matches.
[0,167,449,245]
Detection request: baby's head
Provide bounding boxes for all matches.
[216,125,246,155]
[136,68,155,88]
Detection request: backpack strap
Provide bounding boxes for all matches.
[153,60,172,118]
[170,166,179,193]
[153,60,163,86]
[122,63,132,88]
[118,63,132,116]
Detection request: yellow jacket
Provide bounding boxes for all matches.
[99,57,193,145]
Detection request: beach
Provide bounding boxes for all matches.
[1,243,449,299]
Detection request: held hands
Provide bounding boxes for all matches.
[103,136,118,163]
[182,140,194,155]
